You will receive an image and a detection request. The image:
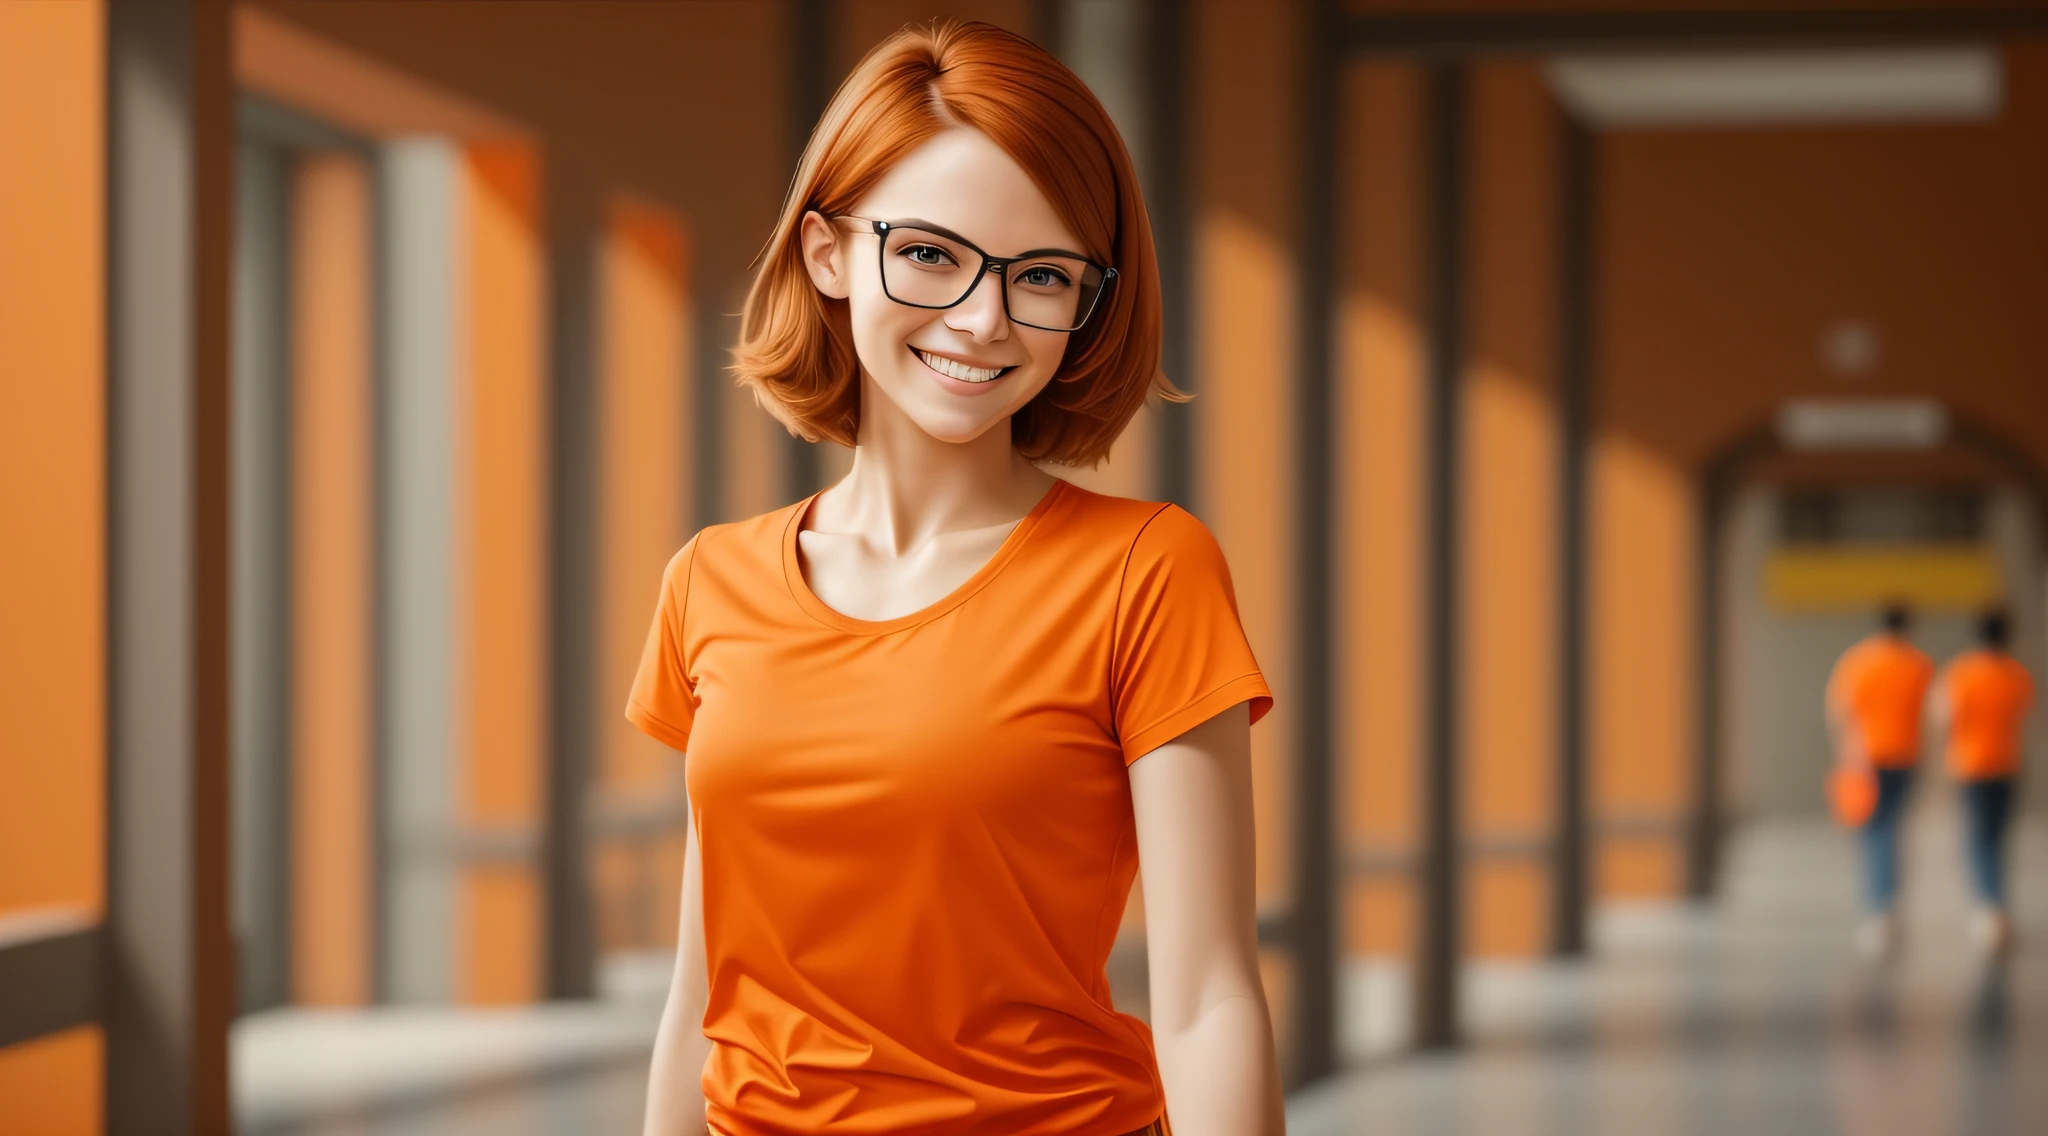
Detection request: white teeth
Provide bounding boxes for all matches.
[917,349,1004,384]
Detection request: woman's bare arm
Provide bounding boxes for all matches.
[643,794,713,1136]
[1128,704,1285,1136]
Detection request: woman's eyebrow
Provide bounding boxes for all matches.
[891,217,1089,262]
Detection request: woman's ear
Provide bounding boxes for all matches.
[798,211,850,299]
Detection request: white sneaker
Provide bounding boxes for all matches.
[1855,912,1900,960]
[1969,908,2014,957]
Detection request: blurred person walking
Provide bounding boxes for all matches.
[1827,603,1934,957]
[1932,609,2035,956]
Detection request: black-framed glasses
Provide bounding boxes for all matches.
[831,216,1116,333]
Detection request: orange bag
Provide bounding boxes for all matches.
[1829,760,1878,828]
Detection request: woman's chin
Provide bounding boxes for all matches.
[864,385,1007,446]
[908,413,1005,447]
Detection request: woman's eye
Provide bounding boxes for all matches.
[1016,265,1073,289]
[901,244,955,268]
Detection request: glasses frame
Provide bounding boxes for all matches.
[830,215,1118,334]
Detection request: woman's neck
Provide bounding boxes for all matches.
[808,375,1057,556]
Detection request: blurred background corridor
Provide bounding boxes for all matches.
[4,1,2047,1133]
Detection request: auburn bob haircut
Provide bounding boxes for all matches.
[732,19,1179,467]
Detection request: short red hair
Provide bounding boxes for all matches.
[731,19,1178,466]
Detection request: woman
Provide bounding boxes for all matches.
[629,20,1283,1136]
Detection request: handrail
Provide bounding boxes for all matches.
[0,907,101,1048]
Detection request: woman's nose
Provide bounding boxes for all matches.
[944,266,1011,342]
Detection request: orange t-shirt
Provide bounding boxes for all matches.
[626,480,1273,1136]
[1825,634,1934,767]
[1941,649,2034,780]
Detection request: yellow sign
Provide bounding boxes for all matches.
[1765,546,2002,612]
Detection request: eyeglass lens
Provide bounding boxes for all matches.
[879,225,1105,332]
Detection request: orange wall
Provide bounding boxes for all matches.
[0,1028,101,1136]
[1335,61,1569,958]
[0,0,107,924]
[1588,438,1693,896]
[1337,60,1427,958]
[1193,0,1300,922]
[1600,43,2048,469]
[595,199,695,953]
[289,151,376,1006]
[459,143,549,1003]
[1190,0,1307,1044]
[258,0,783,285]
[255,1,789,519]
[0,0,105,1125]
[1459,63,1559,954]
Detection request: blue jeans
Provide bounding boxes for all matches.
[1961,777,2016,906]
[1861,767,1916,912]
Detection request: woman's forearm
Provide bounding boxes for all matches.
[1152,992,1286,1136]
[642,1008,713,1136]
[646,802,713,1135]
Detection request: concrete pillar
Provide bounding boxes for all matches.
[231,137,294,1014]
[377,138,461,1003]
[104,0,235,1126]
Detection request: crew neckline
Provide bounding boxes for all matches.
[781,478,1069,636]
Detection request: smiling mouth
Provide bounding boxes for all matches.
[914,348,1014,384]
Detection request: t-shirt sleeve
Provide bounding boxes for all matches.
[625,537,700,753]
[1111,505,1274,764]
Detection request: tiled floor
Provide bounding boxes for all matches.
[233,1001,660,1136]
[235,810,2045,1135]
[1291,809,2047,1136]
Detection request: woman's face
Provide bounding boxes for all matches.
[802,128,1085,447]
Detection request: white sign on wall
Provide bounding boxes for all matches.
[1775,398,1948,452]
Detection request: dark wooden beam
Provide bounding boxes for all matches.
[543,163,601,998]
[1550,110,1593,957]
[784,0,831,501]
[1689,479,1728,901]
[1413,59,1466,1053]
[0,912,101,1049]
[1032,0,1065,54]
[1145,0,1194,510]
[1288,0,1342,1092]
[1345,7,2048,57]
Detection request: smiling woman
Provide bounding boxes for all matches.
[631,18,1283,1136]
[731,18,1171,462]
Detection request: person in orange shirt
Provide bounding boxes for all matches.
[1826,602,1935,956]
[628,21,1282,1136]
[1931,609,2035,955]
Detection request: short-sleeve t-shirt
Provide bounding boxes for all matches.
[1940,649,2034,780]
[1825,633,1934,767]
[625,478,1273,1136]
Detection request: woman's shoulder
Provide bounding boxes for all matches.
[1048,479,1226,569]
[666,498,808,585]
[1052,478,1171,532]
